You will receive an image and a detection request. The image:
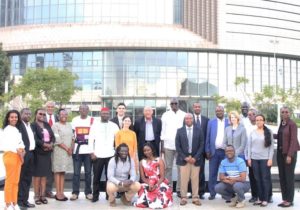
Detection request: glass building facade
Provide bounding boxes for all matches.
[0,0,183,27]
[9,50,300,119]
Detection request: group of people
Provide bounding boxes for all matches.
[1,98,299,210]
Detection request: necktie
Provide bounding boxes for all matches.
[48,114,53,126]
[187,127,192,153]
[196,116,200,127]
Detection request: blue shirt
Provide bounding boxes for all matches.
[219,157,246,178]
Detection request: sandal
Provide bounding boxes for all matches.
[260,201,268,207]
[192,199,202,206]
[40,197,48,204]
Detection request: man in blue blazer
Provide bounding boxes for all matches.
[176,113,204,206]
[205,106,229,200]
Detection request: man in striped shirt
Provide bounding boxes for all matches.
[215,145,250,208]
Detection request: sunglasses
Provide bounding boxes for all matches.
[170,103,178,105]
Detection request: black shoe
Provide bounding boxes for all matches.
[268,197,273,203]
[199,194,205,200]
[249,197,258,203]
[55,195,68,201]
[177,191,181,198]
[225,200,231,203]
[208,195,215,200]
[116,192,122,199]
[91,197,99,202]
[19,201,36,208]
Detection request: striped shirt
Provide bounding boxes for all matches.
[219,157,246,178]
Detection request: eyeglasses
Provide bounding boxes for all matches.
[281,111,289,114]
[170,103,178,105]
[38,113,46,116]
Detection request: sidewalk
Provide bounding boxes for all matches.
[0,191,299,210]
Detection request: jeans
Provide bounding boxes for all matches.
[72,154,92,195]
[208,149,225,196]
[215,182,250,202]
[251,159,271,202]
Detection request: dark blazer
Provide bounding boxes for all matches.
[175,126,204,166]
[205,117,230,156]
[110,116,134,130]
[134,116,162,154]
[193,114,209,142]
[275,119,300,157]
[31,122,55,155]
[17,122,35,152]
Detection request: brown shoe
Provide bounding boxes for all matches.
[121,195,131,206]
[192,199,202,206]
[109,200,116,207]
[180,198,188,206]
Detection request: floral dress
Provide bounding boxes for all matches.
[134,157,173,209]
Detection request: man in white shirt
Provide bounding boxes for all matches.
[17,108,36,208]
[70,104,93,201]
[89,107,119,202]
[161,97,186,197]
[110,102,132,129]
[44,101,58,198]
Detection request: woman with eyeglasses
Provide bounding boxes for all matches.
[274,106,300,208]
[2,110,25,210]
[247,114,274,207]
[31,108,55,205]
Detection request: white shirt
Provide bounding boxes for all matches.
[117,116,123,129]
[88,121,119,158]
[244,122,257,160]
[215,118,225,149]
[72,116,94,154]
[2,125,25,153]
[23,121,35,151]
[46,113,56,124]
[161,109,186,150]
[186,125,193,153]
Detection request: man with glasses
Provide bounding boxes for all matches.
[161,97,186,197]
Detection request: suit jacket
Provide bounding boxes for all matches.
[205,117,230,156]
[175,126,204,166]
[17,122,35,152]
[223,124,247,156]
[275,119,300,157]
[134,116,162,149]
[110,116,134,130]
[31,122,55,155]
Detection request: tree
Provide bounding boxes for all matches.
[234,76,252,104]
[212,94,241,113]
[0,43,10,103]
[13,67,78,110]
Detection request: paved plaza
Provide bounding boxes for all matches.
[0,191,299,210]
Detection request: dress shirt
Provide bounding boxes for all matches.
[161,109,186,150]
[215,118,225,149]
[2,125,25,153]
[46,113,55,125]
[23,121,35,151]
[194,114,201,127]
[107,157,136,185]
[118,116,123,129]
[145,119,155,141]
[186,125,193,153]
[88,121,119,158]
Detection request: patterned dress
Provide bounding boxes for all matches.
[51,122,73,173]
[135,157,173,209]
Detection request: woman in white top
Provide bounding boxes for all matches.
[2,110,25,210]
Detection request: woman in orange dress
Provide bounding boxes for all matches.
[115,116,138,171]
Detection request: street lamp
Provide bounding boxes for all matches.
[270,38,281,126]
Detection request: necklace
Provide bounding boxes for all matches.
[282,121,286,126]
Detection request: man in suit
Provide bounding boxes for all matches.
[192,102,209,199]
[17,108,36,208]
[110,102,129,129]
[176,113,204,206]
[134,106,162,160]
[44,101,58,199]
[205,105,229,200]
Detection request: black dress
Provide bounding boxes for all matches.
[31,122,55,177]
